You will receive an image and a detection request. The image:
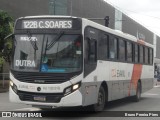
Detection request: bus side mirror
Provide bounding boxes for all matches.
[3,33,14,49]
[4,33,14,41]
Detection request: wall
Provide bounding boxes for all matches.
[67,0,115,28]
[122,14,153,44]
[0,0,49,19]
[0,0,159,60]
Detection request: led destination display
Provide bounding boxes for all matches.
[22,19,72,29]
[15,18,81,30]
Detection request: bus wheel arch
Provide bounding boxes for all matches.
[101,81,108,103]
[91,81,108,112]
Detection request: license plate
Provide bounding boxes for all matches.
[33,96,46,102]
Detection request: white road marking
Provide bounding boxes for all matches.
[154,85,160,88]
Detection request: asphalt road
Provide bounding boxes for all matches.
[1,81,160,120]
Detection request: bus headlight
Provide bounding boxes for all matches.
[10,81,18,94]
[10,81,14,87]
[64,82,81,96]
[73,84,80,90]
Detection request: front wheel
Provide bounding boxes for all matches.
[92,86,106,112]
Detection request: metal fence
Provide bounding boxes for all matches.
[0,73,9,88]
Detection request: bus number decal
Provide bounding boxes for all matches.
[24,21,38,29]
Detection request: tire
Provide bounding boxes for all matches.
[91,86,106,112]
[133,82,141,102]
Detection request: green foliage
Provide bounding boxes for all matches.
[0,10,13,70]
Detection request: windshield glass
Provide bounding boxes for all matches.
[13,35,43,72]
[41,34,82,73]
[12,34,82,73]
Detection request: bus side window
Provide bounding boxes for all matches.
[84,37,97,77]
[127,41,133,62]
[134,44,138,63]
[139,45,143,63]
[109,36,117,59]
[118,39,125,61]
[149,48,153,65]
[98,33,108,60]
[87,38,97,63]
[145,47,149,64]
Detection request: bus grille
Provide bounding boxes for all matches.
[11,70,70,84]
[17,90,63,103]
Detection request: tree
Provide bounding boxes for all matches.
[0,10,13,73]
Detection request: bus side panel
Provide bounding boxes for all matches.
[97,60,112,101]
[141,65,154,93]
[82,69,100,106]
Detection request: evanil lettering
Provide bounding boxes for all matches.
[23,20,72,29]
[16,60,36,67]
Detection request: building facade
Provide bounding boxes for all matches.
[0,0,160,69]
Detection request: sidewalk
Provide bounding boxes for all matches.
[0,80,9,93]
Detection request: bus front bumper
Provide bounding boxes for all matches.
[9,86,83,108]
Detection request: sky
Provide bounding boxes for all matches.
[104,0,160,36]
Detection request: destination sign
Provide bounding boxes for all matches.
[22,19,72,29]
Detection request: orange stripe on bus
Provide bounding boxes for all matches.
[128,39,145,96]
[128,64,142,96]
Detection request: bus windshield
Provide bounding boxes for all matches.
[12,34,82,73]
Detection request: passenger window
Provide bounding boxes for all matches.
[145,47,148,64]
[139,46,143,63]
[149,48,153,65]
[118,39,125,61]
[134,44,138,63]
[87,39,97,63]
[98,33,108,60]
[127,42,132,62]
[109,37,117,59]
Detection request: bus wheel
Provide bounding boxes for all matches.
[93,86,106,112]
[133,82,141,102]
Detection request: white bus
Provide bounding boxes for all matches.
[9,16,154,111]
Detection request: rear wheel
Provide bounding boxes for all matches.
[133,82,141,102]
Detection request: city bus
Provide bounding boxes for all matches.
[8,16,154,111]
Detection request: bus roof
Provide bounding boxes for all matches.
[19,15,78,19]
[81,17,153,48]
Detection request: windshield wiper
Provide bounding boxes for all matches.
[27,31,38,50]
[46,31,64,50]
